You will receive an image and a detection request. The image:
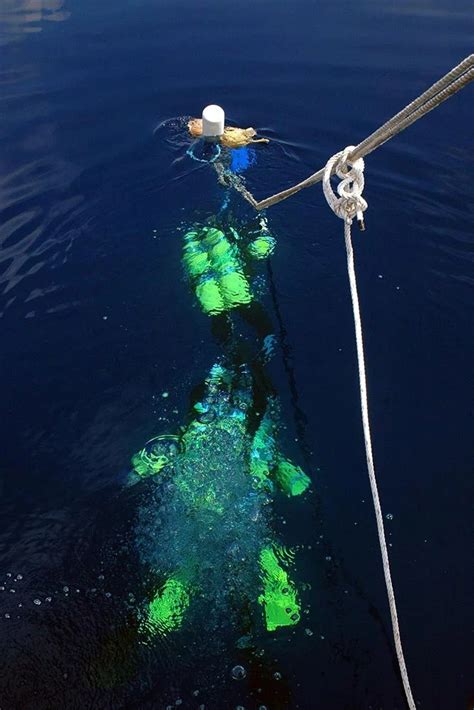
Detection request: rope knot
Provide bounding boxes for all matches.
[323,146,368,228]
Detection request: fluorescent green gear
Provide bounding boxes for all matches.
[209,238,232,262]
[211,248,238,274]
[182,225,253,315]
[131,449,168,478]
[250,410,277,492]
[183,248,210,278]
[201,227,226,248]
[218,270,252,309]
[247,234,276,260]
[195,277,225,315]
[258,545,301,631]
[274,456,311,497]
[249,403,311,498]
[131,451,168,478]
[131,435,180,479]
[145,578,190,634]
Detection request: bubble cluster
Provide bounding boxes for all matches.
[135,384,271,634]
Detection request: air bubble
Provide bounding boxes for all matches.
[33,599,41,605]
[231,665,246,680]
[386,513,394,520]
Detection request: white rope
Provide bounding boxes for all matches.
[220,54,473,211]
[322,149,416,710]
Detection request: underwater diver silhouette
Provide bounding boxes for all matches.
[128,207,313,642]
[111,138,314,687]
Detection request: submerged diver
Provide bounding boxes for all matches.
[131,359,311,639]
[128,136,312,643]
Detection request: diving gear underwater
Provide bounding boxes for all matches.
[129,132,312,644]
[183,226,252,315]
[130,435,181,480]
[145,577,190,635]
[132,361,310,637]
[182,222,276,316]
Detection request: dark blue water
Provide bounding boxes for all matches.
[1,0,473,707]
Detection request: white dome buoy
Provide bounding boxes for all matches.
[202,104,225,137]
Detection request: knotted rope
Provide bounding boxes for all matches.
[322,146,368,228]
[217,54,473,211]
[322,149,416,710]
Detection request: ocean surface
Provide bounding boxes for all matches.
[0,0,473,708]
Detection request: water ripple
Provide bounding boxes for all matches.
[0,0,71,47]
[0,158,86,312]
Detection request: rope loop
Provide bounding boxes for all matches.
[187,140,222,164]
[323,146,368,225]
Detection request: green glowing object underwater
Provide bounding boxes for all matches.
[146,578,190,634]
[258,546,300,632]
[183,226,265,315]
[131,435,181,479]
[131,218,311,638]
[132,361,311,636]
[274,457,311,497]
[247,234,276,260]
